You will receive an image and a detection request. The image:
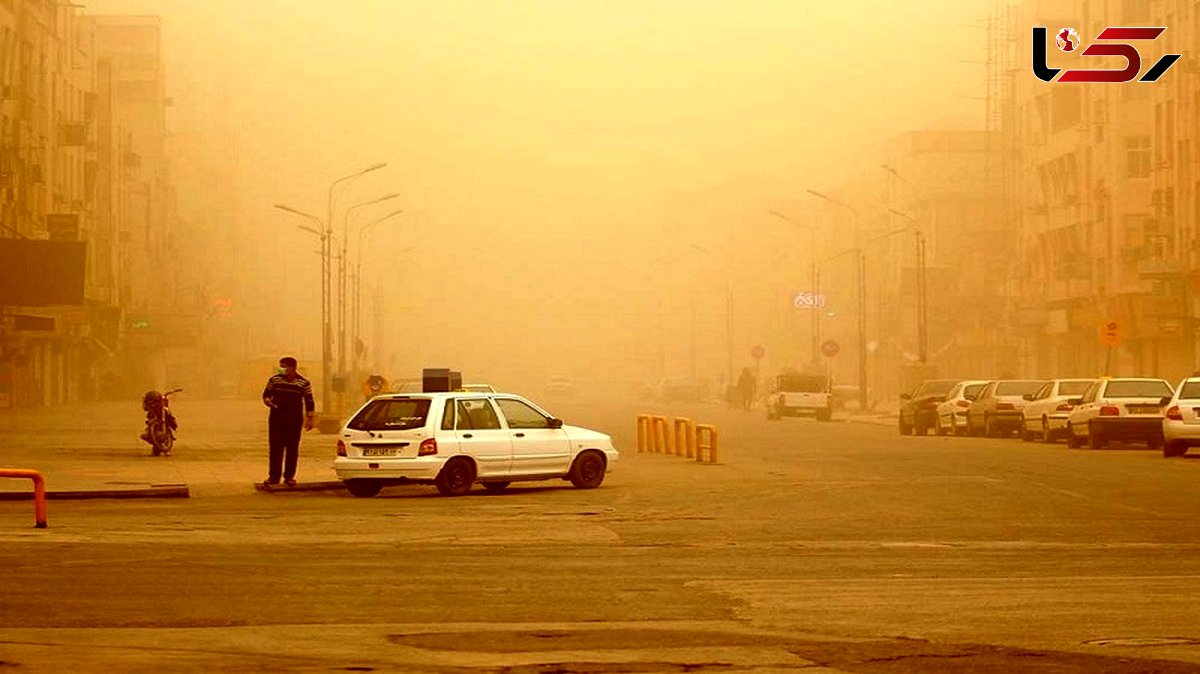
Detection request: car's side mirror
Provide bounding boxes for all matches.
[900,393,912,401]
[547,418,564,429]
[1160,396,1172,406]
[1067,397,1083,406]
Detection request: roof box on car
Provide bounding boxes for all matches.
[422,368,463,393]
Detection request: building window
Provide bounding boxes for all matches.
[1127,136,1151,178]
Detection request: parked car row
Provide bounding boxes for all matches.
[899,375,1200,457]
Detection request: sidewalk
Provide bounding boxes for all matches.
[0,399,342,498]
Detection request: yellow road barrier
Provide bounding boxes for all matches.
[651,416,671,453]
[696,424,719,464]
[636,414,653,452]
[673,417,696,458]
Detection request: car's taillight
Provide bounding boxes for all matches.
[996,402,1014,411]
[336,439,346,457]
[1055,403,1074,412]
[1099,405,1120,416]
[1167,406,1184,421]
[956,400,970,408]
[418,438,438,456]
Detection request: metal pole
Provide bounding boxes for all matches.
[810,228,819,364]
[857,248,868,411]
[917,231,928,363]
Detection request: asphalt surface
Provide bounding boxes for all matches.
[3,396,1200,672]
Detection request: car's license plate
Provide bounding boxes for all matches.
[1128,405,1160,414]
[361,447,397,457]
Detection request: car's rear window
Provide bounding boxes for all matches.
[778,376,827,393]
[348,398,431,431]
[1104,380,1172,398]
[996,381,1043,396]
[915,380,958,396]
[963,383,986,399]
[1058,380,1093,396]
[1178,381,1200,400]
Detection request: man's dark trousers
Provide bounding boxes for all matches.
[268,411,303,482]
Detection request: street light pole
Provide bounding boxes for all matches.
[273,203,327,393]
[888,208,929,364]
[323,163,386,415]
[351,210,405,375]
[808,190,867,411]
[340,193,399,382]
[768,210,821,364]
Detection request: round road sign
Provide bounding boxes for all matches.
[821,339,840,357]
[750,345,766,360]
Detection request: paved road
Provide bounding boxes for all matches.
[3,397,1200,672]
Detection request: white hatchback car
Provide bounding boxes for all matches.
[1162,377,1200,457]
[1019,378,1096,443]
[1064,378,1173,449]
[334,392,618,497]
[934,380,989,435]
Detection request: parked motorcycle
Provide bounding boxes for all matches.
[141,388,182,456]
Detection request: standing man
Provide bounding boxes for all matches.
[262,356,315,488]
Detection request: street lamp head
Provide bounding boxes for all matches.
[363,162,387,173]
[806,189,830,202]
[767,209,791,222]
[274,203,299,214]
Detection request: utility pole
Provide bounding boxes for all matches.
[807,191,867,411]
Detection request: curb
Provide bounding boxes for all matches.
[0,484,190,501]
[254,480,345,494]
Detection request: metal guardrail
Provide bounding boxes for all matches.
[0,469,47,528]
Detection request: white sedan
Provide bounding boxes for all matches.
[1163,377,1200,457]
[334,392,619,497]
[1064,378,1173,449]
[1019,378,1096,442]
[934,380,989,435]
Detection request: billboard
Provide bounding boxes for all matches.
[0,239,86,306]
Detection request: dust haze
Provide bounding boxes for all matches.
[16,0,1012,403]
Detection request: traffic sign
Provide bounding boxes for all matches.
[821,339,840,357]
[1099,320,1121,347]
[750,345,766,360]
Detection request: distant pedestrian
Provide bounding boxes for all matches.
[262,356,315,488]
[737,367,756,411]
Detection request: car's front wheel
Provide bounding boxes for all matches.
[569,450,607,489]
[344,479,383,498]
[435,458,476,496]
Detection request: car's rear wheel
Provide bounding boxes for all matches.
[1041,418,1055,443]
[1065,423,1081,448]
[569,450,607,489]
[966,414,980,436]
[816,408,832,422]
[936,416,948,436]
[984,415,998,437]
[1020,420,1036,442]
[435,458,476,496]
[1087,422,1107,449]
[481,481,510,493]
[1164,441,1188,458]
[344,479,383,498]
[899,416,912,436]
